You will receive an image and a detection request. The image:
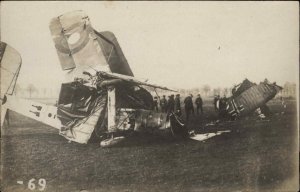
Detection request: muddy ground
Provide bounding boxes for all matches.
[1,99,298,192]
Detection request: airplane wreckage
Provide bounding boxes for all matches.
[1,11,282,147]
[215,79,282,120]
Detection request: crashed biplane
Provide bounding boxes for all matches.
[216,79,282,120]
[1,11,188,147]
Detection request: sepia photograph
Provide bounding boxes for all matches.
[0,1,299,192]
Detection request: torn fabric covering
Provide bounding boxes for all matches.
[56,81,154,143]
[59,95,107,144]
[57,82,108,143]
[57,82,100,119]
[56,80,187,143]
[115,83,154,110]
[97,77,154,110]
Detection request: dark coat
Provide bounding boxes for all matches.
[184,96,193,109]
[174,97,181,111]
[167,97,175,112]
[195,97,203,106]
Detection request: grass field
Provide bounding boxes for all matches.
[1,99,298,192]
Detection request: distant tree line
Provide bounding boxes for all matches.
[13,84,60,98]
[154,85,232,99]
[12,81,296,99]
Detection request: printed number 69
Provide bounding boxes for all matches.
[28,178,46,191]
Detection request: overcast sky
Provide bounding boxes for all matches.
[1,1,299,90]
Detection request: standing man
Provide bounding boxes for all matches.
[153,96,158,112]
[213,95,220,111]
[218,96,227,118]
[167,95,175,114]
[157,96,161,111]
[160,95,167,112]
[184,94,194,121]
[195,94,203,115]
[174,94,182,116]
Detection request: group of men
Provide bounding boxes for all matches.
[153,94,180,114]
[152,94,203,121]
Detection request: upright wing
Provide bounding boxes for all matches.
[94,31,133,76]
[1,42,22,126]
[0,42,22,99]
[49,10,134,82]
[49,10,111,82]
